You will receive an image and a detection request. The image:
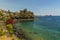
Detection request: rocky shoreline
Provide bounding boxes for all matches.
[13,24,32,40]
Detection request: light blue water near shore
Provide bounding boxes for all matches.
[15,16,60,40]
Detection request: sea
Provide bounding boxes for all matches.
[15,16,60,40]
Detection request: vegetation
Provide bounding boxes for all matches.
[0,26,5,36]
[19,9,34,19]
[0,9,34,40]
[6,24,14,35]
[0,9,34,20]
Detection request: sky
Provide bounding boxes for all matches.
[0,0,60,16]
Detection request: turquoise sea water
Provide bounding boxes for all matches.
[15,16,60,40]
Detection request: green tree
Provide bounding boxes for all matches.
[0,27,5,36]
[19,9,34,19]
[6,24,14,36]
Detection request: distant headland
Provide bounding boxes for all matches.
[0,9,34,21]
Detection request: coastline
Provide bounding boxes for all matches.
[13,24,33,40]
